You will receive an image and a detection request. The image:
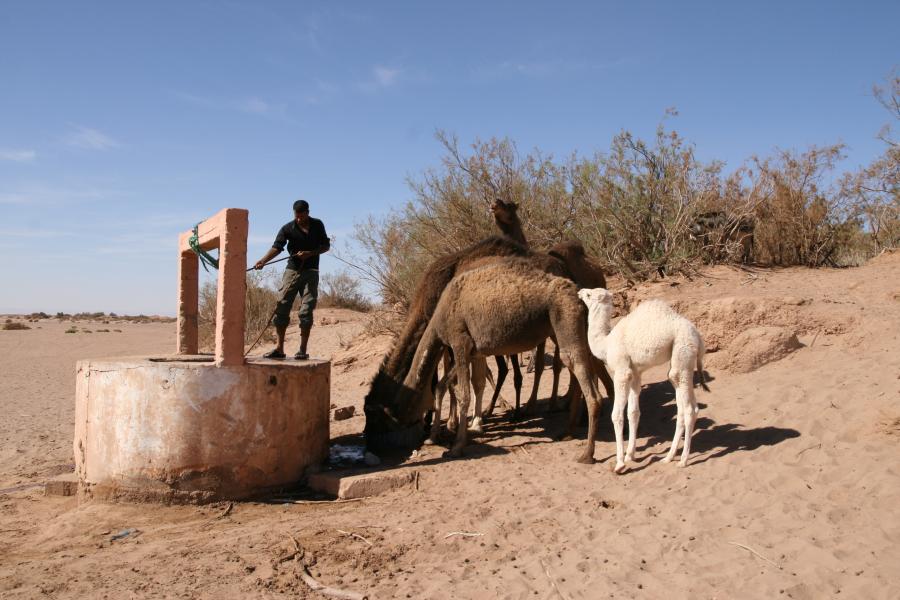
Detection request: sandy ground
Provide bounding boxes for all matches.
[2,256,900,599]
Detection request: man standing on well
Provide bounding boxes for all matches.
[254,199,330,359]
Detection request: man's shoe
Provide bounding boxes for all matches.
[263,349,286,359]
[293,351,309,360]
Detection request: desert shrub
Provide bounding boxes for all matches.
[3,322,30,330]
[747,144,860,267]
[840,70,900,258]
[64,327,77,334]
[198,270,279,351]
[319,271,373,312]
[575,125,727,278]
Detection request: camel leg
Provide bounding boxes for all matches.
[611,371,631,474]
[486,355,508,417]
[662,371,685,464]
[596,358,615,402]
[447,343,474,458]
[426,368,444,445]
[511,354,523,418]
[569,359,601,465]
[469,357,487,433]
[624,374,642,463]
[680,368,700,467]
[443,352,460,433]
[524,341,545,414]
[548,345,562,412]
[560,379,582,441]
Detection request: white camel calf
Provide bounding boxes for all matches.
[578,288,708,473]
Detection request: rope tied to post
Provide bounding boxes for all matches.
[189,223,220,272]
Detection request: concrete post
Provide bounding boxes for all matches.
[215,209,248,366]
[177,250,199,355]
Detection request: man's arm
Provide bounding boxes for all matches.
[254,246,281,270]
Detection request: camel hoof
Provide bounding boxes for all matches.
[423,438,436,446]
[557,434,574,442]
[661,456,673,464]
[575,454,595,465]
[613,463,627,474]
[443,448,464,459]
[678,460,688,468]
[468,425,484,435]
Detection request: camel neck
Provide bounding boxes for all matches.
[586,304,612,360]
[498,218,528,248]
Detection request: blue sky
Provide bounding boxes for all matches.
[1,1,897,314]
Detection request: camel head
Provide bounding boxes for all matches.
[549,241,607,289]
[578,287,613,310]
[490,198,519,226]
[578,287,614,329]
[363,371,427,450]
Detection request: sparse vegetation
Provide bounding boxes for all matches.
[198,271,279,351]
[319,271,373,312]
[2,322,31,331]
[64,327,77,334]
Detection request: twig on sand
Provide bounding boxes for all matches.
[289,498,365,505]
[288,536,368,600]
[809,330,820,348]
[728,542,782,569]
[337,529,373,546]
[217,502,233,519]
[444,531,484,539]
[298,564,368,600]
[796,443,821,458]
[540,558,571,600]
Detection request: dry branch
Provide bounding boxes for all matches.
[444,531,485,539]
[728,541,782,569]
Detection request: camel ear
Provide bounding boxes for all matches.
[577,289,590,302]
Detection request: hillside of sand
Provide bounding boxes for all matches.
[1,254,899,599]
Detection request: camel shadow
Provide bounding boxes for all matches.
[607,378,800,469]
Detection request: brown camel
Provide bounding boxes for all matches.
[364,199,614,448]
[364,234,529,447]
[397,258,604,461]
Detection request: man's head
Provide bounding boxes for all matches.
[293,199,310,225]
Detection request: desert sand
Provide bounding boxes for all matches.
[1,255,899,599]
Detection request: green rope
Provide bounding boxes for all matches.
[188,223,219,272]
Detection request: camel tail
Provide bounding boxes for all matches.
[696,353,710,392]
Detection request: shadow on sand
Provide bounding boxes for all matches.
[270,374,802,498]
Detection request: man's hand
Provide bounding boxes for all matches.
[293,250,315,260]
[253,260,266,270]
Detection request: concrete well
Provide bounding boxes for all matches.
[73,208,332,503]
[75,356,330,503]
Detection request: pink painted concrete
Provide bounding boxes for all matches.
[176,208,248,366]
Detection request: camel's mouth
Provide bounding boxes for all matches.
[364,404,424,449]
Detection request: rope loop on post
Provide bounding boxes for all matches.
[188,223,220,272]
